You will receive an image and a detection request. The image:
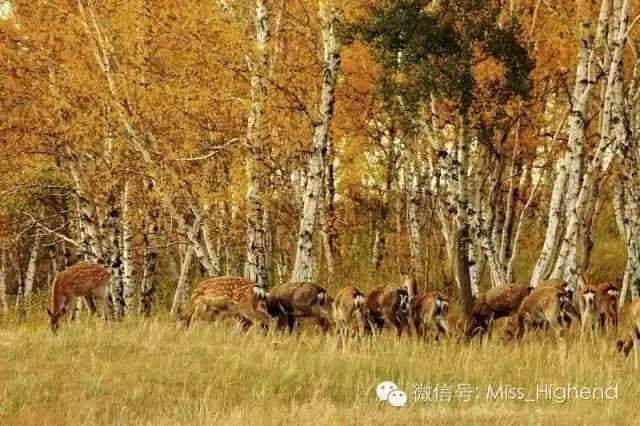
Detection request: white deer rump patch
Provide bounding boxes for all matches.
[252,286,268,300]
[355,294,365,306]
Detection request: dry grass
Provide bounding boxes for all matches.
[0,313,637,425]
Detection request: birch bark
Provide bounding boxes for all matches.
[244,0,270,289]
[139,207,159,316]
[107,191,125,319]
[0,250,6,313]
[530,1,610,285]
[291,1,340,282]
[23,232,41,300]
[121,180,135,313]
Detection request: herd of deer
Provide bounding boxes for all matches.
[43,261,640,365]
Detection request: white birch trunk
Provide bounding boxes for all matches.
[121,180,135,313]
[291,1,340,282]
[507,168,543,280]
[0,250,7,313]
[457,116,474,314]
[65,148,104,261]
[553,0,628,280]
[529,153,569,286]
[170,244,194,316]
[201,216,221,275]
[139,209,159,316]
[406,159,423,276]
[244,0,270,289]
[530,1,610,285]
[107,191,124,319]
[23,232,41,300]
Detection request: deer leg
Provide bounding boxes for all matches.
[66,296,76,321]
[84,295,97,317]
[287,314,296,333]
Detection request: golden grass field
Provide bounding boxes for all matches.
[0,312,637,426]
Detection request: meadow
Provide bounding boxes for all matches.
[0,312,636,426]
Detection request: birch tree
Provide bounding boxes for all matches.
[354,0,532,312]
[291,0,341,282]
[0,249,7,313]
[244,0,270,289]
[531,0,612,286]
[22,231,41,301]
[121,180,135,313]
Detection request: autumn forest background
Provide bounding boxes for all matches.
[4,0,640,424]
[1,0,640,318]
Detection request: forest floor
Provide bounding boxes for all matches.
[0,315,636,425]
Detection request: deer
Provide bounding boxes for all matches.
[365,284,409,336]
[444,313,477,339]
[469,283,532,339]
[503,285,581,341]
[408,291,450,341]
[578,280,600,333]
[44,261,111,334]
[595,281,619,332]
[576,276,619,334]
[267,282,332,333]
[616,300,640,367]
[332,286,375,338]
[180,276,272,330]
[401,274,418,302]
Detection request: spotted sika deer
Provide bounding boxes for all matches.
[332,286,374,338]
[44,261,111,334]
[409,291,450,341]
[366,284,409,336]
[267,282,332,332]
[181,276,271,330]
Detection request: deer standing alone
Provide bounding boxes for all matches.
[181,276,272,330]
[44,261,111,334]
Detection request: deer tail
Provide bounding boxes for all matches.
[252,285,269,301]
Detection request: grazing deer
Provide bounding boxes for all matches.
[409,291,450,341]
[181,276,271,330]
[44,261,111,334]
[267,282,332,332]
[503,285,581,341]
[470,283,531,338]
[616,300,640,366]
[332,286,374,338]
[182,294,239,328]
[365,284,409,336]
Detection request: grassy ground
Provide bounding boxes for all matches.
[0,314,637,426]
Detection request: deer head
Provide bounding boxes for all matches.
[44,305,67,334]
